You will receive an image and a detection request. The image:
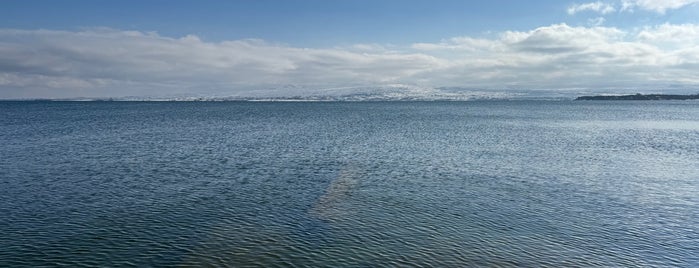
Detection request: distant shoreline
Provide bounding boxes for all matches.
[576,93,699,101]
[4,94,699,102]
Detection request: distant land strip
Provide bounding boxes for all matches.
[576,93,699,101]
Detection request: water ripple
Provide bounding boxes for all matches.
[0,101,697,267]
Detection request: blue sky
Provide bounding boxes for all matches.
[1,1,572,45]
[1,0,699,98]
[4,0,696,45]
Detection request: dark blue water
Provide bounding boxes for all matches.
[1,101,698,267]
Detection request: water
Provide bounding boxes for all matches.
[1,101,698,267]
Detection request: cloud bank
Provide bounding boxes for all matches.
[1,23,699,98]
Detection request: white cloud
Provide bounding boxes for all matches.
[638,23,699,45]
[588,17,607,27]
[621,0,699,13]
[412,37,500,52]
[1,24,699,98]
[568,2,616,15]
[567,0,698,16]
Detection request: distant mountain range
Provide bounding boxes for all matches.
[11,85,528,101]
[6,85,698,101]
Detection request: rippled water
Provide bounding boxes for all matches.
[1,101,698,267]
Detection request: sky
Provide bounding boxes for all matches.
[1,0,699,98]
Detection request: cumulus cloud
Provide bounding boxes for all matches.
[621,0,699,13]
[411,24,683,88]
[568,2,617,15]
[638,23,699,44]
[1,24,699,98]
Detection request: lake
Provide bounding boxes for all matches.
[1,101,697,267]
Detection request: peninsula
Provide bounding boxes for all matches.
[576,93,699,101]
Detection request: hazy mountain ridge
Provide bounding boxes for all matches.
[5,85,526,101]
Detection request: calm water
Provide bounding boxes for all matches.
[1,101,698,267]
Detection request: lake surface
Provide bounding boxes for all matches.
[1,101,698,267]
